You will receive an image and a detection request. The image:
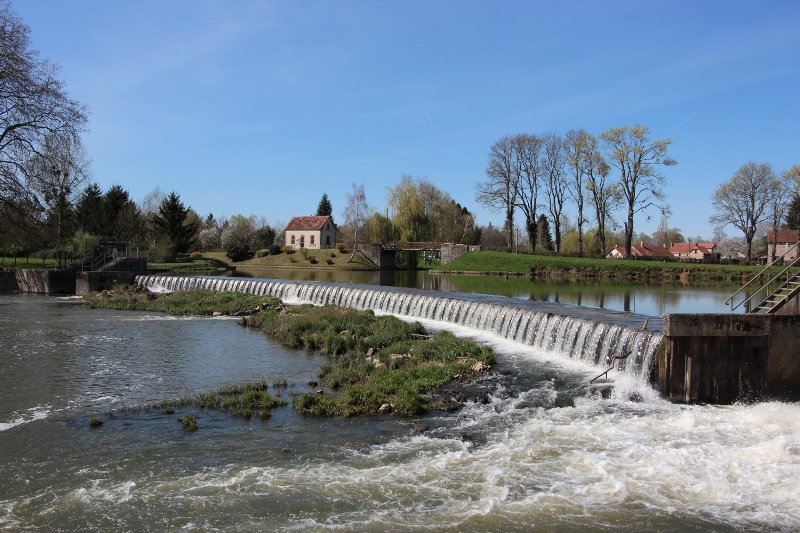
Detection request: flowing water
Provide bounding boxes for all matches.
[1,284,799,531]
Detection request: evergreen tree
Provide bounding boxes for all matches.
[536,214,554,251]
[151,191,198,253]
[316,193,333,216]
[75,182,104,235]
[785,196,800,230]
[102,185,133,234]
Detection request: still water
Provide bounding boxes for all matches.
[232,267,741,316]
[1,293,798,531]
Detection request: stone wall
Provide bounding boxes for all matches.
[441,244,479,264]
[13,269,76,295]
[660,313,800,403]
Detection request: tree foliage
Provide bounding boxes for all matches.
[316,193,332,217]
[151,191,198,254]
[600,124,675,257]
[710,161,783,261]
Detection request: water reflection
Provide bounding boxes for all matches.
[225,268,738,316]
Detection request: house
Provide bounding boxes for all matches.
[606,242,673,259]
[670,242,718,262]
[284,215,340,250]
[766,230,800,263]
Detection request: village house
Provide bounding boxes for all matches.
[670,242,718,262]
[606,242,673,260]
[766,229,800,263]
[284,215,341,250]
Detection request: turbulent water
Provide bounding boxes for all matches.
[1,292,799,532]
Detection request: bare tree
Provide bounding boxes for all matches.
[343,183,368,262]
[542,133,568,253]
[710,161,783,261]
[0,3,88,226]
[585,149,617,256]
[600,124,676,257]
[565,129,595,257]
[476,135,519,249]
[514,133,545,251]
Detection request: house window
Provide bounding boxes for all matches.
[291,235,296,245]
[300,236,305,248]
[310,235,315,245]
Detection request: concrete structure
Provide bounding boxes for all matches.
[284,216,340,250]
[659,313,800,403]
[360,242,477,269]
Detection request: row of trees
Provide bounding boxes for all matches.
[475,125,675,258]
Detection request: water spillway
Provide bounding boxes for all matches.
[135,275,664,381]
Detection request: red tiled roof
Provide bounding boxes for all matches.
[767,230,800,243]
[285,216,333,231]
[609,244,672,258]
[670,242,716,255]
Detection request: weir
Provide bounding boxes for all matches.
[135,274,664,382]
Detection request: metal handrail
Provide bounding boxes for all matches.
[726,241,800,312]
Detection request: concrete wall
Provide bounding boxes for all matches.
[441,244,479,264]
[76,271,139,296]
[660,314,800,403]
[14,269,76,295]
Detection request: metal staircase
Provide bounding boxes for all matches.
[726,243,800,314]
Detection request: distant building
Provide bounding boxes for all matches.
[670,242,718,262]
[606,242,673,259]
[766,230,800,263]
[284,215,340,250]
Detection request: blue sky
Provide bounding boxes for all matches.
[13,0,800,241]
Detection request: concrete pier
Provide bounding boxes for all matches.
[659,314,800,403]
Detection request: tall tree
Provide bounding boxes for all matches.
[343,183,368,262]
[585,151,616,256]
[514,133,545,252]
[476,135,519,249]
[316,193,333,217]
[709,161,783,261]
[565,129,594,257]
[600,124,676,257]
[0,2,88,227]
[542,133,568,253]
[75,182,104,235]
[151,191,198,254]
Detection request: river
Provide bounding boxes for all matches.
[1,278,798,531]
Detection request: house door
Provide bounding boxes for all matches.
[300,236,305,248]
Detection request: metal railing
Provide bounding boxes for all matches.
[726,242,800,312]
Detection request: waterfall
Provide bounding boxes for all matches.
[135,275,663,381]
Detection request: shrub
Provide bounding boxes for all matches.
[282,245,295,254]
[330,252,337,258]
[270,245,282,255]
[308,257,318,264]
[326,259,334,265]
[190,251,202,258]
[256,249,268,258]
[226,243,253,262]
[336,242,346,252]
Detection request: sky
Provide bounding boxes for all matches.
[11,0,800,242]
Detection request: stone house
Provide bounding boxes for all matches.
[766,230,800,263]
[284,215,340,250]
[670,242,718,261]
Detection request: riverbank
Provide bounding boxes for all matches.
[85,287,497,417]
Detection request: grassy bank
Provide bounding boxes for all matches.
[439,251,765,284]
[86,289,495,418]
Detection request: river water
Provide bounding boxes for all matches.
[1,286,799,531]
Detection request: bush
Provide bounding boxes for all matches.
[256,249,268,258]
[330,252,337,258]
[282,245,295,254]
[270,245,282,255]
[308,257,318,264]
[326,259,334,265]
[336,242,346,252]
[190,251,202,258]
[226,243,254,262]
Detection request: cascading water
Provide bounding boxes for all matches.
[136,275,663,382]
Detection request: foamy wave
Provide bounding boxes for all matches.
[0,405,51,432]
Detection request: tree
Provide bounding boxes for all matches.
[514,133,545,252]
[710,162,783,261]
[387,175,428,242]
[26,132,90,247]
[476,135,519,249]
[316,193,332,217]
[343,183,368,262]
[151,191,198,254]
[536,214,553,251]
[0,3,88,227]
[652,215,684,249]
[566,130,602,257]
[600,124,676,257]
[542,133,568,253]
[74,182,104,236]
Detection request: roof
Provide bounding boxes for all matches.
[670,242,716,255]
[608,243,673,258]
[767,229,800,243]
[285,216,333,231]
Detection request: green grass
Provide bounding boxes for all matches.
[441,250,765,283]
[86,288,281,316]
[202,250,375,270]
